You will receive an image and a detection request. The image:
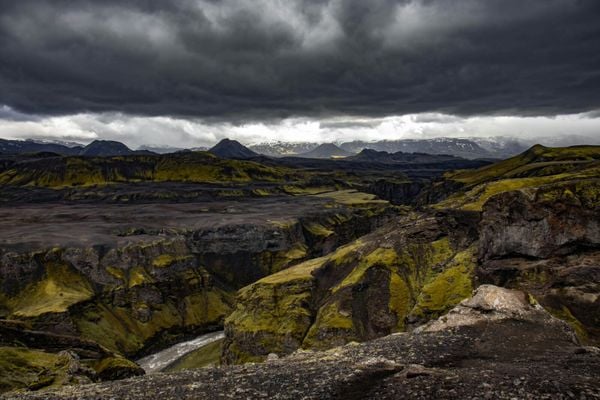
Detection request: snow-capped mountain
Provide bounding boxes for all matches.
[248,142,319,157]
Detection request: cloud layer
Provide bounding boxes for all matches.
[1,0,600,120]
[1,108,599,149]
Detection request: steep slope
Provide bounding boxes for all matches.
[477,182,600,342]
[223,212,478,363]
[208,139,258,159]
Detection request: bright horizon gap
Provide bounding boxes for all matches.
[1,108,600,149]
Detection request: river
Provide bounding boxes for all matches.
[136,331,225,374]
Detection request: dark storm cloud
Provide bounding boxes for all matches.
[0,0,599,120]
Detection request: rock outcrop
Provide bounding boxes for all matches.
[222,213,478,363]
[6,285,599,399]
[477,181,600,344]
[0,320,143,393]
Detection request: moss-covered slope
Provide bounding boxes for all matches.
[222,215,477,363]
[433,145,600,211]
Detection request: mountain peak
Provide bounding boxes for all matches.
[209,138,258,159]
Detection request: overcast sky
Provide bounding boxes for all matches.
[1,0,599,148]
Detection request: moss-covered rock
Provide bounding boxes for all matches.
[222,215,478,363]
[0,347,87,393]
[477,181,600,345]
[433,145,600,211]
[163,339,224,372]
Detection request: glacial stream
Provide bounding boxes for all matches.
[137,331,225,373]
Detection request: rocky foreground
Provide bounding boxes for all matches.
[5,285,599,400]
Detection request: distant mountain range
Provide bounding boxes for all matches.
[0,139,154,157]
[250,138,529,159]
[2,135,598,160]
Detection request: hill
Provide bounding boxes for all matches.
[433,144,600,210]
[79,140,137,157]
[209,139,258,159]
[349,149,461,164]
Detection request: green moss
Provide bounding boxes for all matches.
[447,145,600,187]
[388,272,412,330]
[282,185,334,195]
[303,222,334,238]
[429,237,453,266]
[128,266,153,288]
[314,190,388,206]
[266,243,309,274]
[436,145,600,211]
[409,248,475,320]
[252,188,271,196]
[183,289,233,326]
[302,301,354,349]
[313,301,352,330]
[163,339,224,372]
[8,263,94,318]
[546,305,589,343]
[106,266,125,281]
[334,248,398,292]
[151,254,193,268]
[92,355,141,378]
[76,287,232,356]
[0,347,75,393]
[260,256,328,285]
[329,240,364,266]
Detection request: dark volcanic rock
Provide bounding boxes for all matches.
[367,180,426,205]
[477,183,600,344]
[479,188,600,260]
[6,285,599,400]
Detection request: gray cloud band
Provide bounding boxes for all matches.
[0,0,599,120]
